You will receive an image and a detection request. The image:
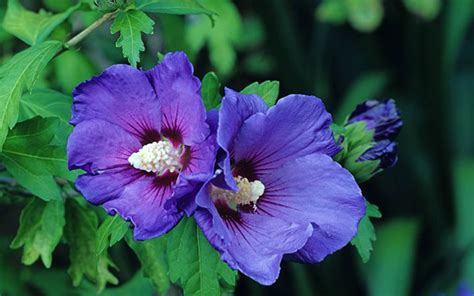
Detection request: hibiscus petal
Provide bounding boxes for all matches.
[103,175,183,240]
[206,108,219,134]
[233,94,340,176]
[146,52,209,145]
[181,134,217,178]
[71,65,161,142]
[75,169,141,205]
[217,88,268,190]
[195,204,312,285]
[257,153,366,263]
[168,134,217,215]
[67,119,141,174]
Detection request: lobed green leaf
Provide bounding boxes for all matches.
[10,198,65,268]
[0,40,62,150]
[65,199,118,291]
[96,215,129,256]
[351,201,382,263]
[111,10,155,67]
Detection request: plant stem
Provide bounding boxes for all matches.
[64,10,119,49]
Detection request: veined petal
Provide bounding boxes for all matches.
[233,94,340,177]
[257,154,366,263]
[195,203,312,285]
[75,168,141,205]
[181,134,217,178]
[103,174,183,240]
[146,52,209,145]
[217,88,268,190]
[71,65,161,143]
[67,119,141,174]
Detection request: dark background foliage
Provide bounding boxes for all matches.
[0,0,473,295]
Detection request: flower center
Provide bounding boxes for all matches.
[211,176,265,210]
[128,140,183,175]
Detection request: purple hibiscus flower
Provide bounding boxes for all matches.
[67,52,216,240]
[347,99,402,169]
[190,89,366,285]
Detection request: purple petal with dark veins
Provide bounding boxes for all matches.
[216,88,268,190]
[232,94,340,178]
[146,52,209,145]
[195,200,312,285]
[71,64,161,143]
[103,174,183,240]
[257,154,365,263]
[67,119,141,174]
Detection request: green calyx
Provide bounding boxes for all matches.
[333,121,380,183]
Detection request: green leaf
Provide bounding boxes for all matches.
[167,217,237,296]
[10,198,65,268]
[0,117,75,201]
[345,0,384,32]
[241,81,280,107]
[403,0,441,21]
[111,10,155,67]
[186,0,242,76]
[19,89,71,124]
[0,118,64,200]
[53,51,98,94]
[96,215,129,256]
[2,0,79,45]
[19,88,73,145]
[351,201,382,263]
[126,234,171,295]
[136,0,214,16]
[201,72,221,110]
[366,219,419,296]
[0,40,62,150]
[65,199,118,291]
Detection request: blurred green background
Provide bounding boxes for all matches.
[1,0,473,295]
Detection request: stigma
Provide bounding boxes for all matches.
[128,140,183,175]
[211,176,265,210]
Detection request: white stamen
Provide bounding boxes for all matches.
[128,140,183,175]
[211,176,265,210]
